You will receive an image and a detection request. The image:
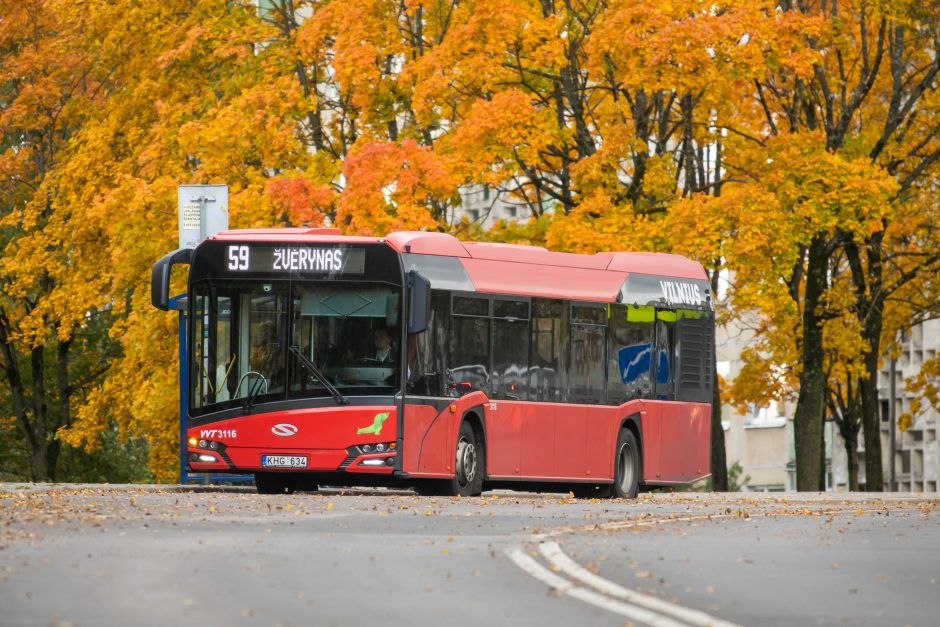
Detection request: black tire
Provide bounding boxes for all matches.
[254,472,295,495]
[612,429,640,499]
[443,420,484,497]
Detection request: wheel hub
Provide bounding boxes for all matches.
[455,436,476,487]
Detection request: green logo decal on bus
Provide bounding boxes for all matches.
[357,412,389,435]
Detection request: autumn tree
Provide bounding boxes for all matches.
[0,0,112,480]
[47,0,322,480]
[739,0,940,490]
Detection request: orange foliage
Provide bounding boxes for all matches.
[265,177,332,227]
[337,138,454,235]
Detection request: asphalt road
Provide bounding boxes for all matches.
[1,485,937,627]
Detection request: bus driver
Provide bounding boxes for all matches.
[371,327,395,363]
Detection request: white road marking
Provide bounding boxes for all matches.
[506,548,690,627]
[531,512,738,541]
[512,504,864,625]
[539,541,740,627]
[508,510,753,627]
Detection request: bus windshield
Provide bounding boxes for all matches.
[191,280,401,413]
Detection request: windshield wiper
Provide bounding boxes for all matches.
[289,345,349,406]
[243,375,267,415]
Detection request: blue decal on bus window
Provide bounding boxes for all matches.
[617,343,651,385]
[656,347,670,385]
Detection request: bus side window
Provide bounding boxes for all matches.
[608,304,654,403]
[569,303,607,404]
[407,290,449,396]
[654,309,677,401]
[530,299,564,402]
[492,299,529,400]
[449,295,490,395]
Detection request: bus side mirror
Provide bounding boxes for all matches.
[151,248,194,311]
[407,270,431,334]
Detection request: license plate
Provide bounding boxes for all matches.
[261,455,308,468]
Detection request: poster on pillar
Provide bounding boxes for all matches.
[178,184,229,249]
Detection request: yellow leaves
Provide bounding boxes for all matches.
[299,0,408,129]
[441,89,556,184]
[899,356,940,434]
[337,138,454,235]
[728,345,796,413]
[589,0,824,98]
[6,0,327,480]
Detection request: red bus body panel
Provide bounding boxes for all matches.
[639,401,711,484]
[187,405,397,473]
[398,396,711,485]
[462,258,627,303]
[401,392,486,478]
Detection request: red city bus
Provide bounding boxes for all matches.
[152,228,714,496]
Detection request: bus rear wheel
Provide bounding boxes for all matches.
[612,429,640,499]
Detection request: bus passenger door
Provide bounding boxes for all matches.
[486,299,529,478]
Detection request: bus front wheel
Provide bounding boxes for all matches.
[612,429,640,499]
[445,420,484,497]
[412,422,484,497]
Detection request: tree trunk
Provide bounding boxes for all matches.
[819,415,827,490]
[1,310,36,480]
[844,236,886,492]
[30,346,49,481]
[859,340,884,491]
[844,424,860,492]
[708,268,728,491]
[793,236,828,491]
[710,361,728,491]
[49,337,73,481]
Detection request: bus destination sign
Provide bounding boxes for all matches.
[226,245,366,274]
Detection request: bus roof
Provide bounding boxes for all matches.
[206,228,708,303]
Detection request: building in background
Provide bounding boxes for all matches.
[447,184,545,230]
[832,319,940,492]
[716,319,797,492]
